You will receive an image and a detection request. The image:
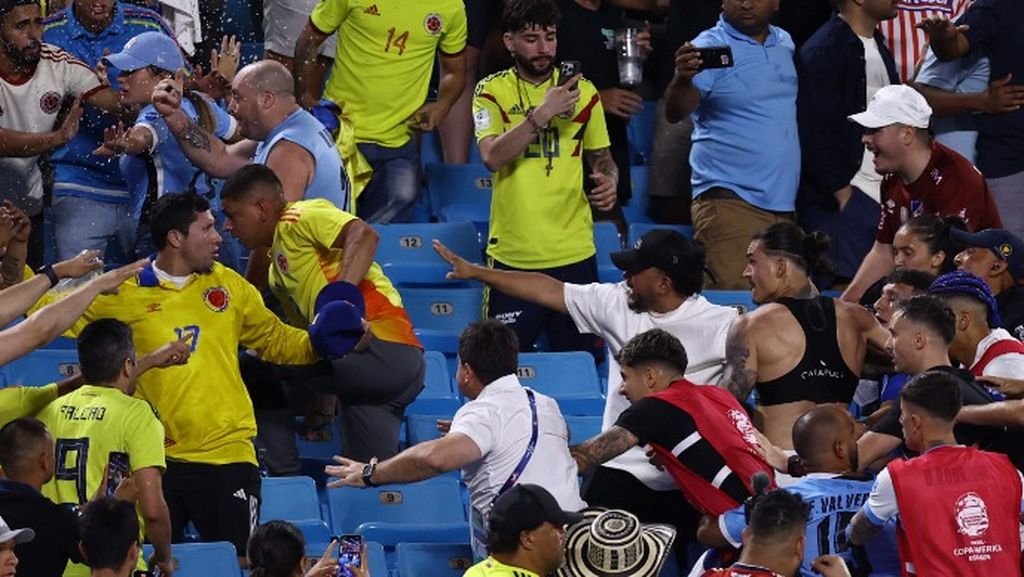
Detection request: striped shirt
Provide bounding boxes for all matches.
[878,0,971,81]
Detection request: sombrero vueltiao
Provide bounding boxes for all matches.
[558,507,676,577]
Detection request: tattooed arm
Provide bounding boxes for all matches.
[583,147,618,212]
[720,315,759,403]
[151,73,253,179]
[570,426,639,474]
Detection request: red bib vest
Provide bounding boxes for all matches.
[889,446,1022,576]
[650,380,775,515]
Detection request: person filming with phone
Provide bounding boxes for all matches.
[664,0,800,291]
[471,0,618,357]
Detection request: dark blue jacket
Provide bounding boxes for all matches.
[796,14,899,209]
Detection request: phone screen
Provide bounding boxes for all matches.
[336,534,363,577]
[107,452,130,498]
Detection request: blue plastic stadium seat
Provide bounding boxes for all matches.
[144,542,240,577]
[404,414,456,447]
[627,223,694,247]
[594,221,623,283]
[260,476,321,523]
[564,415,603,444]
[516,352,605,416]
[627,100,657,165]
[702,290,759,314]
[622,165,653,224]
[356,522,471,550]
[406,351,461,416]
[2,348,79,386]
[293,519,332,544]
[327,477,466,535]
[401,287,483,355]
[374,222,482,286]
[425,163,493,220]
[396,542,474,577]
[306,540,388,577]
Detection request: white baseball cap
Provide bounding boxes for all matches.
[848,85,932,129]
[0,515,34,546]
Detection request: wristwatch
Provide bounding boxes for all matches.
[361,461,378,487]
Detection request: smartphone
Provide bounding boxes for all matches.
[697,46,734,70]
[107,452,130,498]
[558,60,581,90]
[336,534,363,577]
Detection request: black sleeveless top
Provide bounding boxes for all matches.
[756,296,859,406]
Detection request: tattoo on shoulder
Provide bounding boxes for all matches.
[722,322,756,402]
[177,118,211,152]
[570,426,637,474]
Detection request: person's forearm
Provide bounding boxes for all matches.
[957,401,1024,428]
[0,242,26,289]
[339,225,378,286]
[841,243,893,303]
[122,126,155,156]
[480,120,540,172]
[164,109,235,178]
[0,278,104,365]
[294,25,328,104]
[664,75,700,123]
[374,444,448,484]
[855,431,901,472]
[434,58,467,116]
[0,274,52,326]
[144,507,173,567]
[0,127,68,157]
[55,373,84,396]
[913,83,985,116]
[467,265,567,313]
[931,32,970,61]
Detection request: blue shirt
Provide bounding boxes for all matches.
[914,49,989,164]
[253,108,351,211]
[43,2,175,204]
[721,475,900,577]
[958,0,1024,178]
[689,15,800,211]
[121,95,237,221]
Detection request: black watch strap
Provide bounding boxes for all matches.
[36,264,59,288]
[362,461,378,487]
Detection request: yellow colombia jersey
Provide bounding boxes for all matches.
[463,557,541,577]
[311,0,467,147]
[36,385,164,577]
[269,199,421,349]
[473,68,610,270]
[0,383,57,428]
[32,262,319,466]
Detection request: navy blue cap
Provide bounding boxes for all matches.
[951,228,1024,282]
[308,282,366,358]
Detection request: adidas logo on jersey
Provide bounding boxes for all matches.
[364,4,380,15]
[233,489,247,501]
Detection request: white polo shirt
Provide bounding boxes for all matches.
[972,328,1024,380]
[449,374,586,515]
[0,44,102,216]
[564,282,738,490]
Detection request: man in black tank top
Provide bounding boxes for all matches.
[718,223,886,452]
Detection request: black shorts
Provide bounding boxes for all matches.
[163,461,261,557]
[486,256,602,358]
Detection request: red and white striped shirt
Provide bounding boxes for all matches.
[879,0,971,81]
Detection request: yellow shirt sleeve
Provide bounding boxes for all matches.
[234,274,320,365]
[310,0,350,34]
[125,402,166,473]
[439,3,467,55]
[302,201,356,250]
[0,383,58,427]
[472,84,507,142]
[582,80,611,151]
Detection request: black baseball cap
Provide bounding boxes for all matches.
[951,228,1024,282]
[488,484,584,537]
[610,229,704,279]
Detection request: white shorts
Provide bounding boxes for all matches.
[263,0,336,59]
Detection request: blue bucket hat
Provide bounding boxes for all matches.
[308,282,366,359]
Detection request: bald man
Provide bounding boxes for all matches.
[151,60,350,226]
[698,406,899,576]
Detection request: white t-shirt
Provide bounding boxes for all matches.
[0,44,102,216]
[449,374,586,515]
[972,328,1024,379]
[564,282,738,490]
[849,36,891,204]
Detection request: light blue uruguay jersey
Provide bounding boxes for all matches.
[44,3,178,203]
[252,108,350,211]
[721,474,900,577]
[121,96,237,220]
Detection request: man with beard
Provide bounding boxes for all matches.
[31,192,321,566]
[0,0,120,269]
[469,0,618,359]
[434,228,738,559]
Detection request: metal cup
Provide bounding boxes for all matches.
[614,27,643,87]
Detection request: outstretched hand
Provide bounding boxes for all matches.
[433,239,477,281]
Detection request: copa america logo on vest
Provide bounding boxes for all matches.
[952,492,1004,562]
